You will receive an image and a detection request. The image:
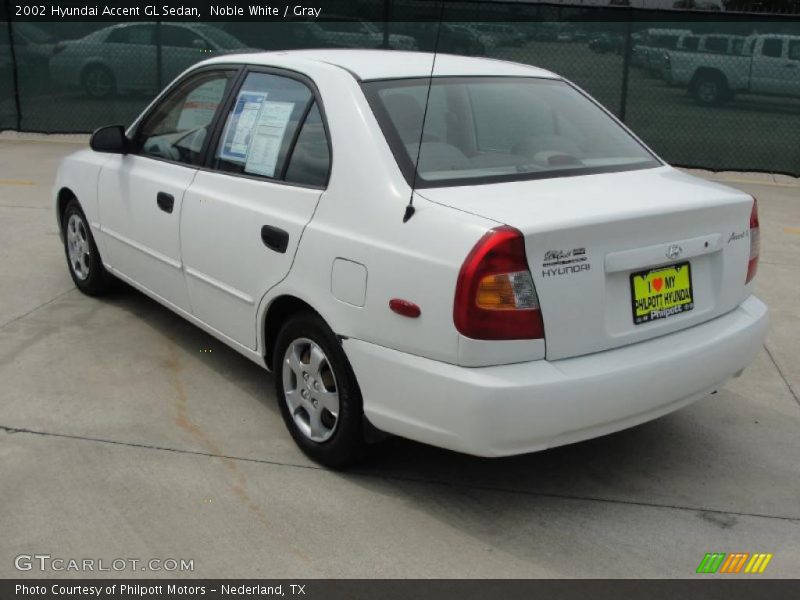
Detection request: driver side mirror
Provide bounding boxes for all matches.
[90,125,128,154]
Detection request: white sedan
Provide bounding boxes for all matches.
[54,50,768,466]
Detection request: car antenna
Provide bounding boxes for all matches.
[403,3,444,223]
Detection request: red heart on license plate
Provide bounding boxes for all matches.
[653,277,663,292]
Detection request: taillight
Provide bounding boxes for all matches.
[454,226,544,340]
[746,198,759,284]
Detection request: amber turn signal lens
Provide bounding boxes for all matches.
[476,274,517,310]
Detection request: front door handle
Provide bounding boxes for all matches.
[261,225,289,254]
[157,192,174,214]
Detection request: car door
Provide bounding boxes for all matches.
[180,69,331,349]
[97,68,237,311]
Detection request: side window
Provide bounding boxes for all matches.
[789,41,800,61]
[214,72,313,179]
[761,38,783,58]
[134,71,234,166]
[285,103,331,187]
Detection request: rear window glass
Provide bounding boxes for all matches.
[362,77,659,188]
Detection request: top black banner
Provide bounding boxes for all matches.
[3,0,800,22]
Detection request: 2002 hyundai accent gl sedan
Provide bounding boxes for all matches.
[54,50,769,466]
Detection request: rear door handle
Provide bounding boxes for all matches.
[261,225,289,253]
[157,192,174,214]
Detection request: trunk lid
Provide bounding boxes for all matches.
[419,166,755,360]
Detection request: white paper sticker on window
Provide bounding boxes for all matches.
[244,101,295,177]
[218,91,268,162]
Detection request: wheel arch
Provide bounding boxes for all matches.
[56,187,78,238]
[690,67,728,89]
[262,294,332,371]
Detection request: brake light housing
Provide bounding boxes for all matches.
[454,226,544,340]
[746,197,759,284]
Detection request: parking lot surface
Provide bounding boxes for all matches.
[1,135,798,578]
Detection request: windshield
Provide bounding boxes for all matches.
[362,77,660,188]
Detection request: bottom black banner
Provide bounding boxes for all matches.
[2,580,800,600]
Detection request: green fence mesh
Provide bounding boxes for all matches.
[1,2,799,175]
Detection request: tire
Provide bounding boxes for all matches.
[273,311,365,467]
[82,65,116,99]
[62,199,113,296]
[691,74,729,107]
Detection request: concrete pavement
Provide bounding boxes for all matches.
[0,135,798,578]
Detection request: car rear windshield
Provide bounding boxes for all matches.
[362,76,660,188]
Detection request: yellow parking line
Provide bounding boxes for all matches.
[785,227,800,235]
[0,179,35,186]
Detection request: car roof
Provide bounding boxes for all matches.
[203,49,558,81]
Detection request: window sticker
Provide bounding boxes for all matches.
[244,101,295,177]
[218,91,268,162]
[176,79,227,132]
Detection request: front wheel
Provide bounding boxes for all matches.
[274,312,365,467]
[62,199,113,296]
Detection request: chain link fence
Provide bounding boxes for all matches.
[1,1,799,175]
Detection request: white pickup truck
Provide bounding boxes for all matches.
[665,34,800,106]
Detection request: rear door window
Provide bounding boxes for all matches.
[213,72,313,179]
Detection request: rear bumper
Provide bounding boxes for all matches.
[344,296,768,457]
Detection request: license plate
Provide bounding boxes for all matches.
[630,262,694,325]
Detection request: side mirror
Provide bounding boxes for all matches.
[90,125,128,154]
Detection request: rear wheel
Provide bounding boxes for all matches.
[82,65,116,99]
[274,312,364,467]
[692,74,729,107]
[62,199,112,296]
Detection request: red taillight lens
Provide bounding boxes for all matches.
[746,197,759,284]
[454,226,544,340]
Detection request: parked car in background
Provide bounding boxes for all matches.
[631,28,692,71]
[468,23,525,47]
[589,33,624,55]
[666,34,800,105]
[442,24,495,54]
[295,19,417,51]
[49,23,253,98]
[655,34,747,82]
[54,50,767,466]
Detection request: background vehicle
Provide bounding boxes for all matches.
[468,23,525,47]
[49,23,253,98]
[631,28,693,71]
[294,18,418,51]
[666,34,800,105]
[589,33,625,55]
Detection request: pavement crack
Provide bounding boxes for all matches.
[765,344,800,408]
[2,423,800,524]
[0,288,75,331]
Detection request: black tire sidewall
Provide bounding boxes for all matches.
[83,66,115,99]
[63,200,109,296]
[273,312,363,468]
